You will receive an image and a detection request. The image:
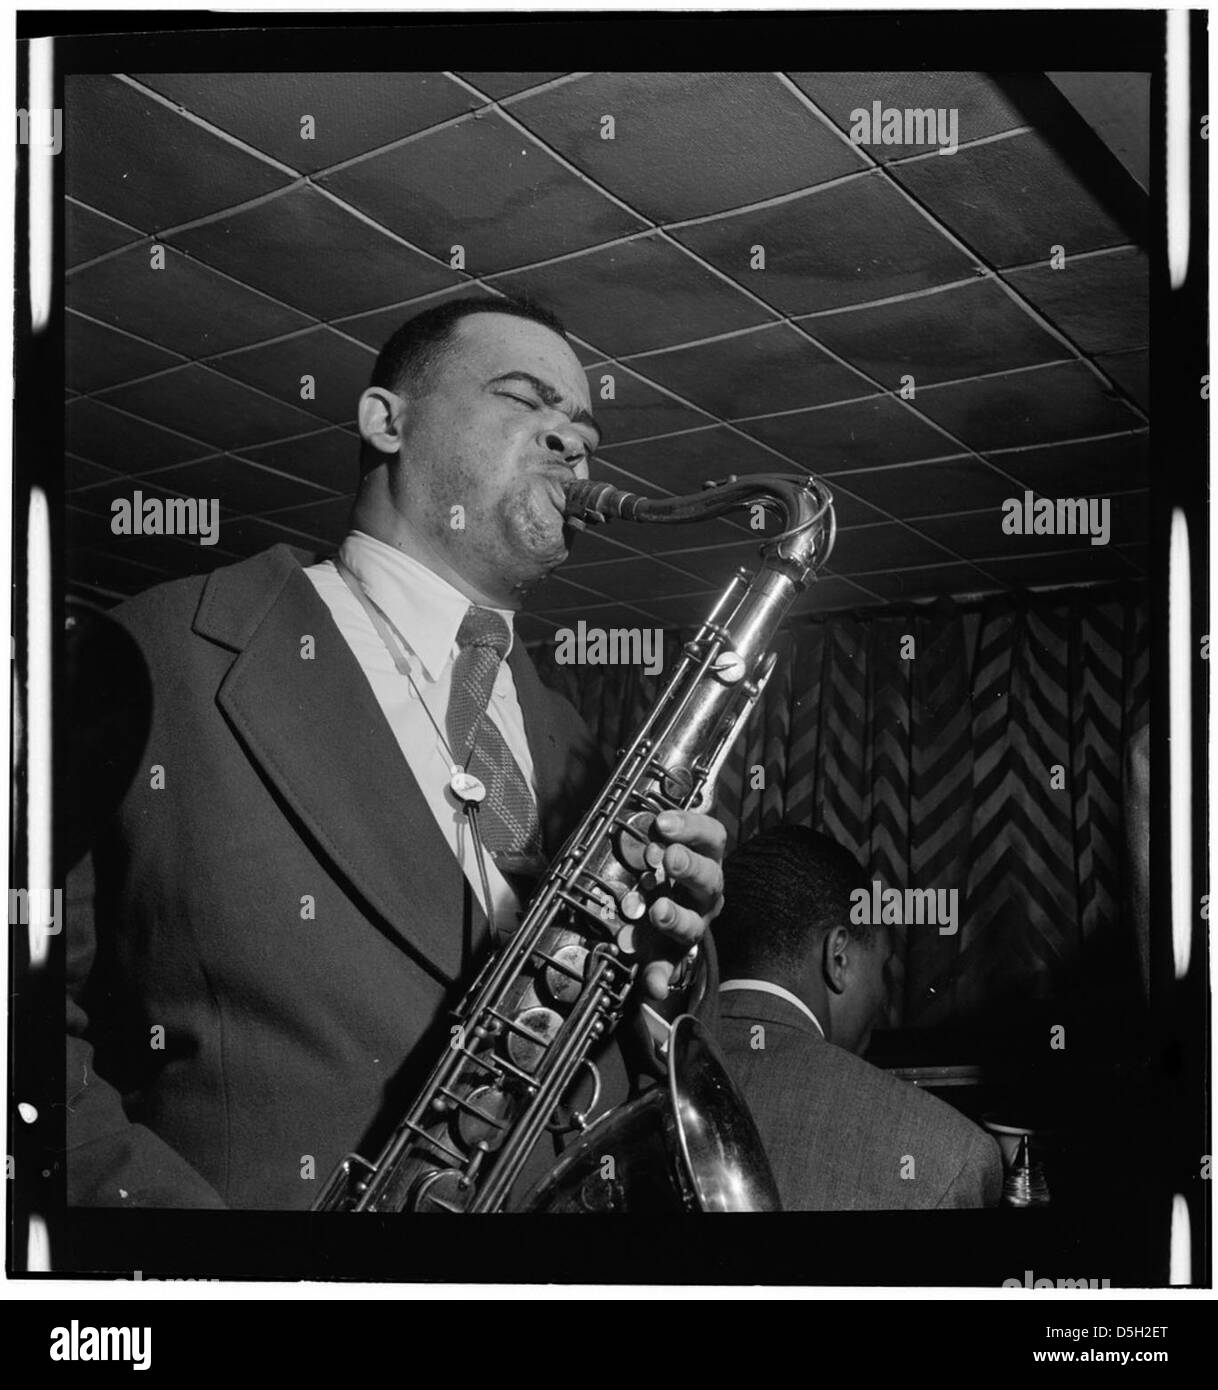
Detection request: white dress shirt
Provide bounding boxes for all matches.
[719,979,826,1038]
[305,530,537,926]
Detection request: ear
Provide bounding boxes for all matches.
[822,926,850,996]
[358,387,405,460]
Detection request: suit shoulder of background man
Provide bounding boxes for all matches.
[718,991,1002,1210]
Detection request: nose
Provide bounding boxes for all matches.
[540,423,591,478]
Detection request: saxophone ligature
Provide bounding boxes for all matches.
[314,470,836,1213]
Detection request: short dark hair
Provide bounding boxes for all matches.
[369,294,569,399]
[713,825,876,980]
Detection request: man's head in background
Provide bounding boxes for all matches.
[713,825,894,1055]
[353,295,598,610]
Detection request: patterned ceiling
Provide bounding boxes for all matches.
[63,70,1150,642]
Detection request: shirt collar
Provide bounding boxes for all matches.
[337,530,516,682]
[719,979,826,1039]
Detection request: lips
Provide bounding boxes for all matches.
[537,470,574,517]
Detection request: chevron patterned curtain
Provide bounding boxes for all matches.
[532,589,1150,1028]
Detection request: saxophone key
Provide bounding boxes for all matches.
[619,890,647,921]
[454,1085,513,1151]
[712,649,746,684]
[412,1168,474,1214]
[504,1006,563,1072]
[541,943,588,1004]
[661,765,695,802]
[614,811,655,870]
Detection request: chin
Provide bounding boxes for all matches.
[516,548,568,602]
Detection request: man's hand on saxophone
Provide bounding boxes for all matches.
[638,809,728,1001]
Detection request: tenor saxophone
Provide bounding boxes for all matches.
[313,471,836,1213]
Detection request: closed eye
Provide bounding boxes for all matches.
[500,392,539,409]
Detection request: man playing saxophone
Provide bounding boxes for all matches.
[65,297,730,1211]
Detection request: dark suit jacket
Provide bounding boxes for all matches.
[717,989,1003,1210]
[65,544,609,1209]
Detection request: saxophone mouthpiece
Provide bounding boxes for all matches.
[562,478,618,524]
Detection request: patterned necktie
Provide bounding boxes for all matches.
[446,606,544,883]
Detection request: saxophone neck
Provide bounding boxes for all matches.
[564,473,836,578]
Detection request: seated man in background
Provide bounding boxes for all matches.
[712,825,1002,1210]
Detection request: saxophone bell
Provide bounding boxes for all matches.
[519,1016,779,1212]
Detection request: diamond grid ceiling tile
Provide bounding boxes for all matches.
[262,495,353,545]
[1005,248,1148,354]
[977,548,1135,587]
[168,184,463,319]
[67,200,144,268]
[912,488,1148,559]
[511,71,868,222]
[1094,350,1148,410]
[67,455,120,491]
[133,72,474,173]
[789,71,1031,161]
[456,73,571,100]
[558,553,710,602]
[628,539,770,586]
[634,591,733,628]
[670,172,980,315]
[630,321,876,419]
[826,521,957,574]
[66,311,185,394]
[541,598,657,629]
[985,433,1149,495]
[236,426,362,493]
[800,278,1069,388]
[318,110,647,275]
[66,397,216,473]
[209,327,377,427]
[96,363,323,452]
[1117,543,1148,575]
[138,454,339,515]
[217,516,327,557]
[914,360,1142,452]
[596,423,797,496]
[334,282,515,349]
[65,76,292,232]
[830,456,1022,518]
[67,489,241,575]
[69,546,173,596]
[68,474,204,522]
[516,612,560,643]
[67,242,313,356]
[558,524,637,566]
[489,232,777,355]
[589,368,714,446]
[517,574,606,614]
[856,563,995,602]
[739,394,955,473]
[892,129,1138,267]
[787,575,885,615]
[93,534,244,579]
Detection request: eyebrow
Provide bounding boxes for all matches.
[488,371,602,445]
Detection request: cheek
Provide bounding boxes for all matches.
[503,486,567,563]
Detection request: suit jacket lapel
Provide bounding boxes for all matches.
[196,545,484,986]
